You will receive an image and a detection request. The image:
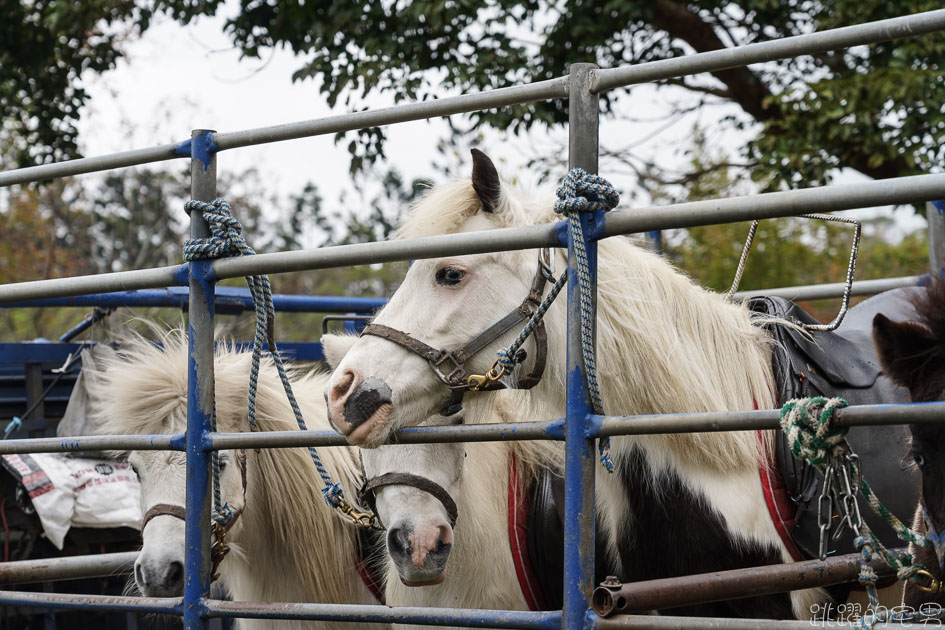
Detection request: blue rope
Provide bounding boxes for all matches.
[184,199,351,517]
[494,169,619,471]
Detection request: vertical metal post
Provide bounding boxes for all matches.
[563,62,599,630]
[928,200,945,276]
[183,129,217,630]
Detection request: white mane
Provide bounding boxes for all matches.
[86,329,379,626]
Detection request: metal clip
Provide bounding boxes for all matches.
[338,499,379,529]
[915,569,945,594]
[467,363,507,391]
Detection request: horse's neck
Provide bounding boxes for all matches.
[503,241,775,471]
[226,441,368,607]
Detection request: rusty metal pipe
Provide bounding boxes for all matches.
[592,549,903,616]
[0,551,137,585]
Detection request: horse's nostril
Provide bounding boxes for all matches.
[167,561,183,586]
[330,370,357,404]
[387,526,411,558]
[135,563,146,587]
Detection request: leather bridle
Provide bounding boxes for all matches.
[359,249,555,416]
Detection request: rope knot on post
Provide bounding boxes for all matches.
[780,396,849,468]
[553,168,620,216]
[183,199,253,261]
[556,168,619,472]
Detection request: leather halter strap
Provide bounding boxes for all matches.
[359,472,459,528]
[142,503,187,530]
[359,252,551,414]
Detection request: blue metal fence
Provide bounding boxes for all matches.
[2,8,945,629]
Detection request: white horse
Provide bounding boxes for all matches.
[324,149,854,619]
[84,330,388,630]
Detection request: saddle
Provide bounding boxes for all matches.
[749,288,921,562]
[525,465,612,610]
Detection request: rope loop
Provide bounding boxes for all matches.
[553,169,620,216]
[183,199,253,261]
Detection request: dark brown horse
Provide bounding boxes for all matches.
[873,278,945,609]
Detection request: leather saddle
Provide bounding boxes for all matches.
[748,287,921,560]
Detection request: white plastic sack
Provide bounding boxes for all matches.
[1,453,141,549]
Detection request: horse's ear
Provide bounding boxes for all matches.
[470,148,501,213]
[872,313,934,387]
[321,333,359,370]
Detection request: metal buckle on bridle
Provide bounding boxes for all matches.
[430,350,467,387]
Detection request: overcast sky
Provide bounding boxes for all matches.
[72,8,927,250]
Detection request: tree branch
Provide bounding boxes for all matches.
[650,0,775,121]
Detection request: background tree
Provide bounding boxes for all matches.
[3,1,942,195]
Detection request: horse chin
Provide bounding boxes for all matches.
[346,404,393,447]
[400,571,447,587]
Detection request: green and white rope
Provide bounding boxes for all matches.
[780,396,931,628]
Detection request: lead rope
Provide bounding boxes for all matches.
[489,169,619,471]
[780,397,941,628]
[183,198,376,529]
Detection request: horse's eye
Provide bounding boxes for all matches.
[435,268,465,286]
[914,452,926,468]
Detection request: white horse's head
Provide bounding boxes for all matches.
[83,330,261,597]
[129,448,246,596]
[325,150,561,446]
[359,412,465,585]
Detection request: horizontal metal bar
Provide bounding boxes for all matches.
[603,173,945,236]
[0,552,137,585]
[209,172,945,279]
[592,548,902,616]
[212,78,569,152]
[0,143,183,188]
[0,590,181,615]
[208,418,564,450]
[8,403,941,456]
[0,434,184,455]
[212,223,562,280]
[205,600,562,629]
[733,275,923,302]
[4,172,944,301]
[593,9,945,93]
[0,265,184,305]
[593,401,945,437]
[2,287,386,314]
[595,616,920,629]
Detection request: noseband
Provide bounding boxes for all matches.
[359,250,554,416]
[359,472,459,529]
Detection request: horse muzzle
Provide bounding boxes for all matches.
[326,370,394,446]
[387,519,453,586]
[135,555,184,597]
